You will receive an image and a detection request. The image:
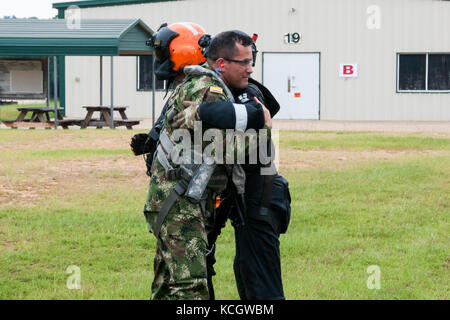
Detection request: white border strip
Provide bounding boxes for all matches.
[233,103,248,131]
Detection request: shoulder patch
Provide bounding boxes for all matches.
[209,86,223,94]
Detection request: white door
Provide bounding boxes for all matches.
[263,53,320,119]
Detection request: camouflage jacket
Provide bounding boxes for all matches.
[145,63,231,213]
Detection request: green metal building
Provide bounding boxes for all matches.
[0,18,153,111]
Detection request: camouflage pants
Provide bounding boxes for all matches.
[144,189,209,300]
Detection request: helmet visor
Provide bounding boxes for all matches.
[151,27,179,63]
[153,46,169,64]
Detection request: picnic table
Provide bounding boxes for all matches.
[59,106,140,129]
[2,107,64,129]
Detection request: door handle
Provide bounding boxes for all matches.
[287,77,291,93]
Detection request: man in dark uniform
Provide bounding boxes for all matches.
[171,31,291,300]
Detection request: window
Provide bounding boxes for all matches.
[398,53,450,92]
[137,55,166,91]
[428,54,450,90]
[398,54,426,90]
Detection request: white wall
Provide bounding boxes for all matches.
[64,0,450,120]
[65,55,167,118]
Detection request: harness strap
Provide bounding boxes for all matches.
[159,130,174,156]
[156,144,180,180]
[153,179,188,239]
[156,144,173,168]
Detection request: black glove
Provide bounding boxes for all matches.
[130,133,153,156]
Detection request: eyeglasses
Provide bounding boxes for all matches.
[223,57,254,67]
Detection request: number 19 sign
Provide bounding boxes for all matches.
[284,32,302,44]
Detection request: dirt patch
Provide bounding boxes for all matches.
[45,156,144,176]
[1,147,448,206]
[1,240,15,251]
[0,183,40,205]
[1,129,448,207]
[1,131,137,152]
[0,154,148,207]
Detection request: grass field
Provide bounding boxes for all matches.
[0,103,46,122]
[0,128,448,300]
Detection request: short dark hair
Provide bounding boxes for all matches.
[207,30,253,61]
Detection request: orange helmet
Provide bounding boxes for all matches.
[147,22,207,80]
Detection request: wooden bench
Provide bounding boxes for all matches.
[2,107,64,129]
[115,120,140,129]
[79,106,140,129]
[2,106,141,129]
[57,119,84,129]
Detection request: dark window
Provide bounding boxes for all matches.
[398,53,450,91]
[138,55,165,90]
[398,54,426,90]
[428,54,450,90]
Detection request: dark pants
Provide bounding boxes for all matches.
[233,214,285,300]
[206,245,216,300]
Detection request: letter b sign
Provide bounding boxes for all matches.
[339,63,358,78]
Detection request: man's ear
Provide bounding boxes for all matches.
[215,57,225,69]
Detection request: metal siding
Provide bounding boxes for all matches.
[53,0,178,10]
[120,27,151,52]
[65,0,450,120]
[0,19,153,56]
[0,19,142,39]
[66,56,97,117]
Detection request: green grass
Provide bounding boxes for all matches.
[0,189,152,299]
[280,156,449,299]
[279,131,450,151]
[1,149,130,162]
[0,103,41,121]
[0,104,22,121]
[0,101,59,121]
[0,130,448,300]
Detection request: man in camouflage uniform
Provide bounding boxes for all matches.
[144,71,232,300]
[141,22,238,300]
